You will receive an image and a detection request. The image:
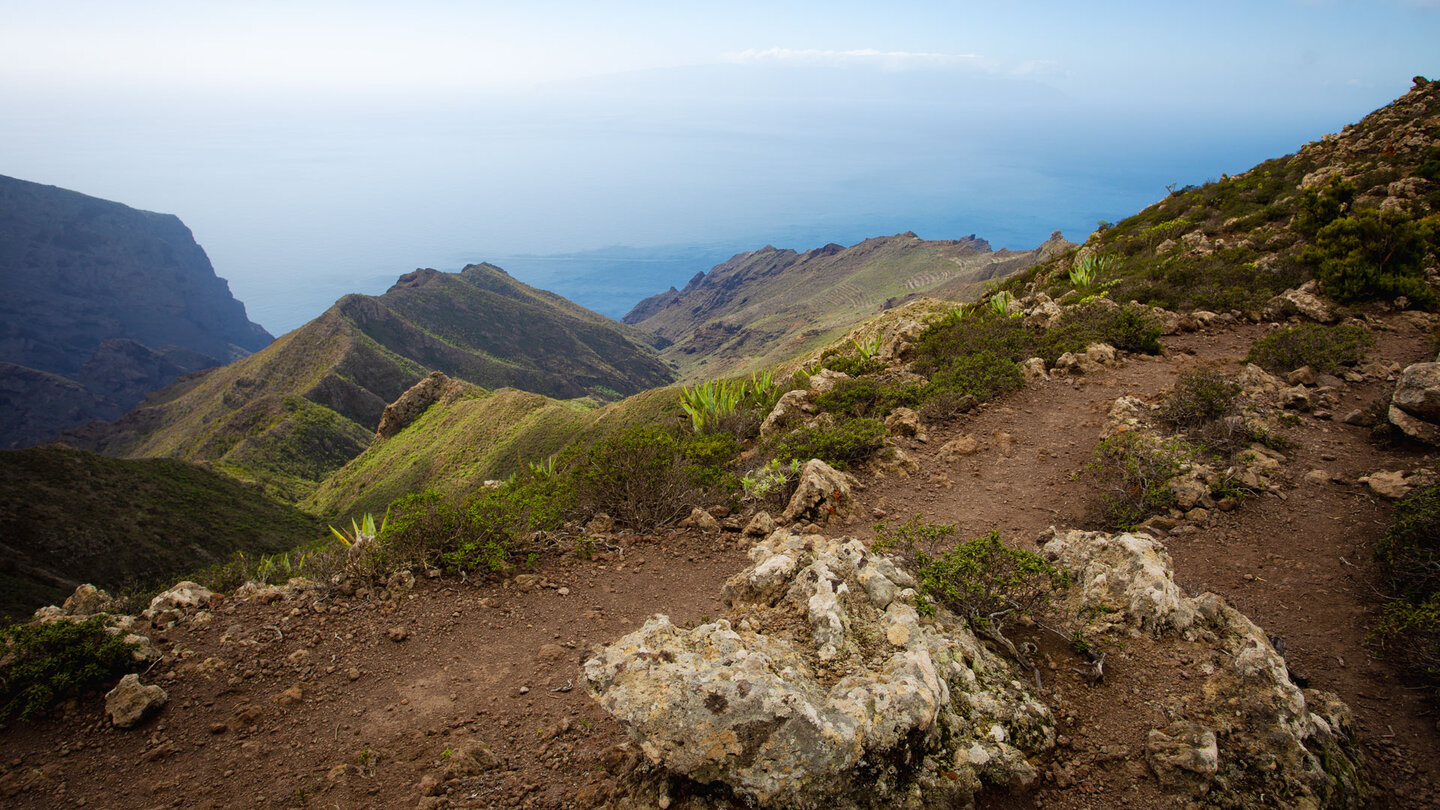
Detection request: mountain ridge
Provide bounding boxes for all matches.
[63,262,676,501]
[624,230,1072,378]
[0,174,273,447]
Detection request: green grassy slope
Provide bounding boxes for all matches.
[306,384,687,520]
[1008,78,1440,312]
[63,264,676,501]
[0,446,320,620]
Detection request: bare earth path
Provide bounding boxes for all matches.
[3,318,1439,809]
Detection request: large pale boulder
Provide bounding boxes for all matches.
[1041,530,1197,636]
[1041,529,1364,807]
[143,581,217,618]
[759,390,814,439]
[584,532,1053,808]
[1264,282,1337,324]
[1393,362,1440,422]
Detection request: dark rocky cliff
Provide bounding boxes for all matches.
[0,174,272,447]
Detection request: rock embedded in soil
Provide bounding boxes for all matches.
[1041,528,1365,807]
[583,531,1054,808]
[104,674,167,729]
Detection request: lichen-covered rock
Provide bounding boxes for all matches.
[883,407,922,437]
[1390,362,1440,441]
[1264,283,1338,324]
[105,673,167,729]
[781,459,857,525]
[143,581,218,619]
[1041,529,1365,808]
[61,584,113,616]
[1041,530,1197,636]
[744,511,776,537]
[807,369,850,396]
[760,390,815,439]
[584,532,1053,809]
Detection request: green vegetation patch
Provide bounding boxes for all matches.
[874,517,1066,628]
[1303,209,1437,308]
[1371,484,1440,698]
[1,617,139,721]
[0,446,321,620]
[767,417,886,470]
[1246,323,1373,374]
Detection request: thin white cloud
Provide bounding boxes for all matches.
[725,48,985,72]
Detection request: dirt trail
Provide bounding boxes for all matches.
[3,318,1439,809]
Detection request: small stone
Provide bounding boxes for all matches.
[388,626,409,642]
[347,668,362,682]
[105,674,167,729]
[885,623,911,647]
[557,587,570,596]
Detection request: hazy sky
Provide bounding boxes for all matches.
[2,1,1437,332]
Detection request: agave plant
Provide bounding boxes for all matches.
[851,333,883,361]
[680,378,749,433]
[527,454,559,479]
[989,290,1020,317]
[1069,254,1113,289]
[329,510,388,548]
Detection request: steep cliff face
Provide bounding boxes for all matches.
[0,174,273,446]
[624,231,1072,378]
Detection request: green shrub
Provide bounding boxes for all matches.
[1246,323,1373,373]
[1040,305,1162,359]
[740,458,800,507]
[875,518,1066,627]
[1159,369,1239,431]
[921,351,1022,412]
[364,490,467,575]
[1294,175,1355,237]
[448,475,574,574]
[1303,209,1435,307]
[1088,432,1190,530]
[571,426,702,529]
[814,377,923,418]
[1377,484,1440,602]
[1371,484,1440,697]
[1,617,139,720]
[819,353,884,377]
[769,417,886,470]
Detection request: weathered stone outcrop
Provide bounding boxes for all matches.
[1264,282,1338,324]
[780,459,858,525]
[1041,529,1365,807]
[375,370,454,438]
[583,531,1054,808]
[1389,362,1440,444]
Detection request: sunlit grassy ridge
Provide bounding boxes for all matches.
[64,264,676,500]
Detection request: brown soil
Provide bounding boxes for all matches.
[3,316,1439,809]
